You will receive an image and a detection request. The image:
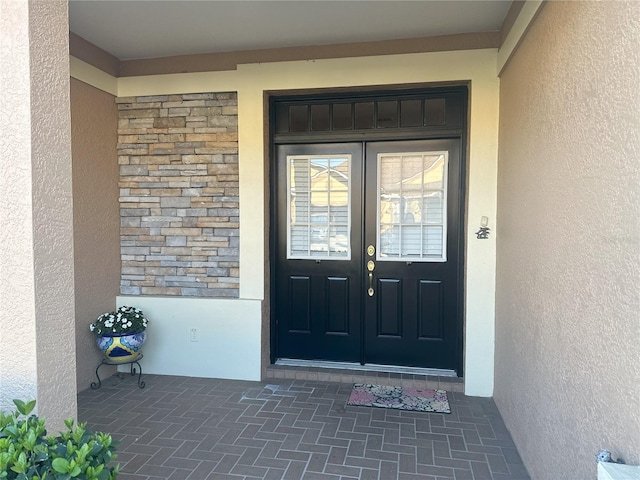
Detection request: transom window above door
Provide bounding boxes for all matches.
[287,155,351,259]
[377,151,448,262]
[274,93,464,135]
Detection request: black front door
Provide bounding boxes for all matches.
[363,140,461,370]
[275,143,364,362]
[275,138,462,371]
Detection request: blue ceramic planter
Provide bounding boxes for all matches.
[96,331,146,363]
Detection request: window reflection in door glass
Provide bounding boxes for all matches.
[377,152,448,262]
[288,155,351,259]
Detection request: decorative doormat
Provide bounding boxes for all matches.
[347,384,451,414]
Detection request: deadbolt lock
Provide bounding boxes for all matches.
[367,245,375,257]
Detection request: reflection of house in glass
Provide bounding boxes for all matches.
[379,153,447,259]
[289,156,350,258]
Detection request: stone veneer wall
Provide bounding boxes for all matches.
[117,93,239,297]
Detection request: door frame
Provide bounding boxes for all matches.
[267,83,469,376]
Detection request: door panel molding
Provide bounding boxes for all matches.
[418,280,444,340]
[326,276,350,335]
[377,278,403,337]
[288,276,311,333]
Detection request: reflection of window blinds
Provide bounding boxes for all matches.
[378,152,447,262]
[289,158,309,257]
[288,155,351,260]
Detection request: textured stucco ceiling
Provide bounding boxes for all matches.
[68,0,512,60]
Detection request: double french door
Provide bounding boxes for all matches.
[275,138,462,371]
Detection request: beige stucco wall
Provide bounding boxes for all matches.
[495,2,640,479]
[0,0,38,412]
[0,0,76,427]
[71,78,119,391]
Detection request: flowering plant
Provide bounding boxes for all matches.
[90,306,149,336]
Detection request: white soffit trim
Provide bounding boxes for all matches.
[497,0,545,76]
[69,56,117,96]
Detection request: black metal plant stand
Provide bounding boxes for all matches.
[91,354,145,389]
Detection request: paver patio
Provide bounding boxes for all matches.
[78,374,530,480]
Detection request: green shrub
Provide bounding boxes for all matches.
[0,400,119,480]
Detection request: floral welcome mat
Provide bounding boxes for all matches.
[347,384,451,414]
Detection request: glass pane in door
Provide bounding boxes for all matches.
[287,155,351,259]
[377,152,448,262]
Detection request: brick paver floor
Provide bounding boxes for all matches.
[78,374,530,480]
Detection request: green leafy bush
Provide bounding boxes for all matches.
[0,400,119,480]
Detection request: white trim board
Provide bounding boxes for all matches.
[497,0,545,76]
[69,57,117,96]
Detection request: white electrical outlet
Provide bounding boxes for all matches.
[189,327,199,342]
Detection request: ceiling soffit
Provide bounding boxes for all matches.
[68,1,523,78]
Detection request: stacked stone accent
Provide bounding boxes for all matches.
[117,93,239,297]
